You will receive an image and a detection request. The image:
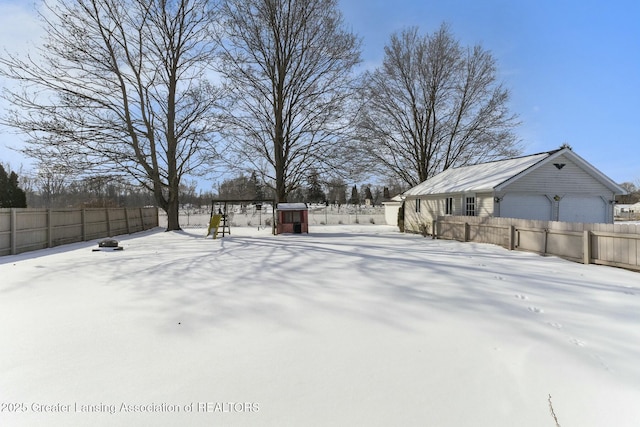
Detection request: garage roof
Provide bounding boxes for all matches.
[403,152,550,196]
[402,148,626,197]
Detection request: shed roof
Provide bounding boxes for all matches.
[277,203,308,211]
[402,148,626,197]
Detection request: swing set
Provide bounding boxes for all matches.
[206,199,277,238]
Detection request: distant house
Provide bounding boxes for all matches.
[615,202,640,220]
[401,147,627,232]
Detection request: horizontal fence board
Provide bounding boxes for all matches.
[0,207,159,256]
[435,216,640,272]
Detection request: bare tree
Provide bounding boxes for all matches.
[216,0,361,203]
[618,182,640,204]
[0,0,222,230]
[356,24,521,187]
[33,163,71,208]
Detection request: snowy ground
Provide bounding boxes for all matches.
[1,225,639,426]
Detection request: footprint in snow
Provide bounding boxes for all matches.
[570,337,586,347]
[590,354,612,372]
[494,275,505,280]
[514,294,528,300]
[547,322,563,329]
[528,306,544,314]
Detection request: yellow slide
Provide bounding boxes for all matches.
[206,214,222,238]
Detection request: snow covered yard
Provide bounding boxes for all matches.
[1,225,639,426]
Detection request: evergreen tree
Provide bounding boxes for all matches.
[383,187,391,200]
[306,170,326,203]
[0,165,27,208]
[251,171,265,201]
[363,186,373,204]
[349,185,360,205]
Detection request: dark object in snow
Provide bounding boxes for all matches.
[92,238,124,251]
[99,238,119,247]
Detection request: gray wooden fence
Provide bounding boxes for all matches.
[433,216,640,271]
[0,207,159,256]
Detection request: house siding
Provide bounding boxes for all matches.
[498,154,611,195]
[404,197,438,233]
[405,193,495,233]
[477,193,494,217]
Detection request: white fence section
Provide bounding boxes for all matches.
[433,216,640,271]
[0,207,159,256]
[159,205,387,228]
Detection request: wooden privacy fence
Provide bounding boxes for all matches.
[433,216,640,272]
[0,207,159,256]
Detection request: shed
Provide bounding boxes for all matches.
[401,147,627,233]
[276,203,309,234]
[382,195,403,227]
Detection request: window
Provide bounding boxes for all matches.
[465,196,476,216]
[283,211,301,223]
[445,197,453,215]
[415,198,421,213]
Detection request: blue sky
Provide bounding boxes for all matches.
[339,0,640,184]
[1,0,639,185]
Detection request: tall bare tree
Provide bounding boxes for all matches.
[356,24,521,187]
[0,0,222,230]
[216,0,361,203]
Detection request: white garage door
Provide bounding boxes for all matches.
[500,194,552,221]
[559,196,607,223]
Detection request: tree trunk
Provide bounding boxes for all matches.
[166,188,181,231]
[165,162,181,231]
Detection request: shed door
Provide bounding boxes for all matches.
[500,194,552,221]
[559,196,606,223]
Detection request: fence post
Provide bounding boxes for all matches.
[10,208,17,255]
[139,207,144,231]
[464,222,470,242]
[106,208,112,236]
[583,230,591,265]
[432,220,438,239]
[47,209,53,248]
[508,225,515,250]
[82,209,87,241]
[125,208,131,234]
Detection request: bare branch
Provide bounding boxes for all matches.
[216,0,361,202]
[355,24,521,187]
[0,0,223,230]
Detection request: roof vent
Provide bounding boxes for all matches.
[554,163,566,170]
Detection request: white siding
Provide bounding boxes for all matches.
[404,196,443,233]
[501,154,611,195]
[477,193,494,217]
